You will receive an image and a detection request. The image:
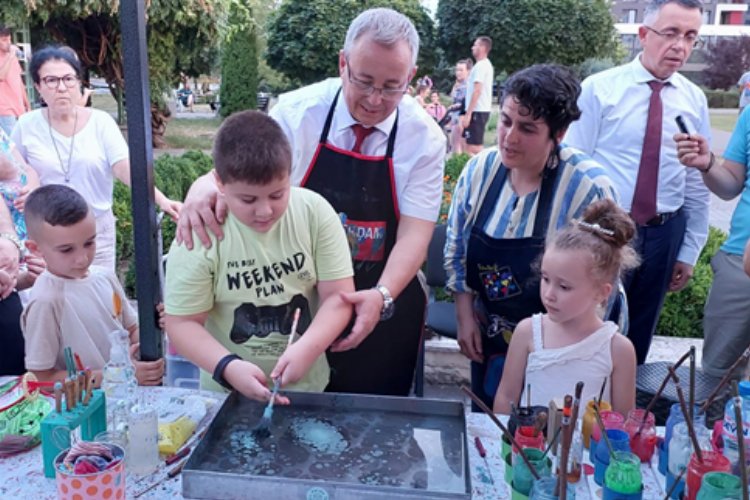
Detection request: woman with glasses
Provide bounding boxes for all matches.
[10,46,181,270]
[444,64,619,410]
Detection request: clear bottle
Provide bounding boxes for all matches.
[722,381,750,473]
[101,329,137,436]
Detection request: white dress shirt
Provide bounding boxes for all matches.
[564,55,710,266]
[270,78,446,222]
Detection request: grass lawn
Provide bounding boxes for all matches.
[163,117,221,150]
[710,112,738,133]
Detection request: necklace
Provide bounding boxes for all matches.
[47,108,78,183]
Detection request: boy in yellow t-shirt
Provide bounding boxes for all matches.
[165,110,354,404]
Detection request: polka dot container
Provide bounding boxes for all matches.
[54,443,126,500]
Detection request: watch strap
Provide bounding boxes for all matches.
[212,353,242,390]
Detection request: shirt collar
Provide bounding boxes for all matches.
[631,53,682,88]
[333,82,398,136]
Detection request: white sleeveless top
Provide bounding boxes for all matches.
[520,313,617,408]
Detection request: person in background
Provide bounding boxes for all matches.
[21,184,165,386]
[676,104,750,379]
[444,64,617,410]
[738,69,750,116]
[494,199,638,416]
[0,25,30,136]
[564,0,710,365]
[426,90,446,123]
[11,46,182,272]
[0,201,24,375]
[415,83,429,109]
[462,36,494,155]
[448,59,471,155]
[175,8,446,397]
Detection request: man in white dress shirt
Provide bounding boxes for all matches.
[564,0,710,364]
[176,8,446,396]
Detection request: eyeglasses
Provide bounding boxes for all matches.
[346,60,408,100]
[644,26,704,49]
[41,74,79,90]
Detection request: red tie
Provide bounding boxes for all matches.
[351,124,375,154]
[631,81,666,225]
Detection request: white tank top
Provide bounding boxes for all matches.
[520,313,617,408]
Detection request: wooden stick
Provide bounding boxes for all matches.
[556,395,573,500]
[597,377,607,407]
[83,369,92,406]
[54,381,63,414]
[668,367,703,463]
[533,411,547,437]
[664,467,686,500]
[701,347,750,414]
[593,402,616,461]
[460,385,541,481]
[733,381,749,500]
[638,349,693,437]
[527,383,531,409]
[570,382,584,427]
[689,346,696,419]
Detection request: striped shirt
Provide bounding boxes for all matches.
[444,144,619,294]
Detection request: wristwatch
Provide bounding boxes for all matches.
[374,284,395,321]
[0,232,22,260]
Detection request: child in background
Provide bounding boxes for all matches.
[493,199,639,416]
[165,110,354,404]
[21,184,165,386]
[426,90,447,123]
[0,129,44,290]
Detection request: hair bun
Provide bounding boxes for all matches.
[581,199,636,249]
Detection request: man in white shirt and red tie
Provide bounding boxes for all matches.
[176,8,446,396]
[564,0,710,364]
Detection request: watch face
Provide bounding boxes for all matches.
[380,301,395,321]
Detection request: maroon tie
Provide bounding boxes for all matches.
[351,124,375,154]
[631,81,666,225]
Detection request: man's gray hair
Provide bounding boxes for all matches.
[343,8,420,67]
[643,0,704,25]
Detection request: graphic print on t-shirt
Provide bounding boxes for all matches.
[479,265,522,301]
[230,294,311,344]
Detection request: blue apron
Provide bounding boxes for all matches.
[466,162,560,409]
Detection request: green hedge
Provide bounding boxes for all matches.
[656,226,727,338]
[703,89,740,109]
[113,150,214,295]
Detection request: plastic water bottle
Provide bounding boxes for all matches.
[101,329,137,436]
[721,380,750,473]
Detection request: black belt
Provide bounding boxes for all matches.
[639,209,682,227]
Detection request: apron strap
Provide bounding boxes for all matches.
[318,86,399,158]
[531,162,561,239]
[474,161,508,227]
[318,87,342,144]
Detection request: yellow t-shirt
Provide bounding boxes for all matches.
[165,187,353,392]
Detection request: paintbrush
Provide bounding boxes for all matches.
[668,367,703,463]
[460,385,541,481]
[252,307,300,438]
[556,395,573,499]
[701,346,750,414]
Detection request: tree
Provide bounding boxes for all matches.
[703,36,750,90]
[5,0,224,146]
[437,0,619,75]
[266,0,437,86]
[220,1,259,117]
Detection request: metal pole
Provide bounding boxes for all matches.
[119,0,162,362]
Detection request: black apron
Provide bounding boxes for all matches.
[300,89,426,396]
[466,162,560,408]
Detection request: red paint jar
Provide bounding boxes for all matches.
[685,450,732,500]
[624,408,657,462]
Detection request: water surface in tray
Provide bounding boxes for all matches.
[195,400,466,494]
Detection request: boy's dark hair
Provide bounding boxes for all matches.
[25,184,90,237]
[0,26,12,37]
[213,110,292,185]
[29,46,82,84]
[501,63,582,142]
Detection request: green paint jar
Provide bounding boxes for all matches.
[604,451,643,494]
[513,448,550,496]
[696,472,742,499]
